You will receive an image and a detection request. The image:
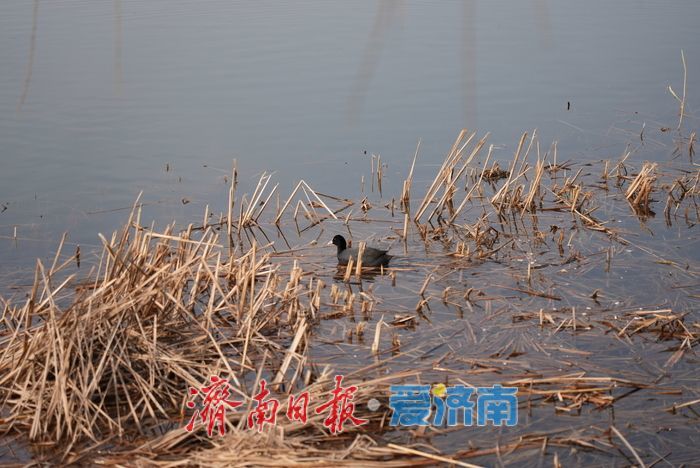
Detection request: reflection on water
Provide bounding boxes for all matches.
[0,0,699,285]
[347,0,402,124]
[113,0,122,95]
[17,0,38,112]
[0,2,698,464]
[461,1,476,129]
[534,0,552,47]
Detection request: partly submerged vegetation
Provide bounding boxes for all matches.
[1,126,698,466]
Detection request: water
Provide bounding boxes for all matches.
[0,3,699,462]
[1,1,698,276]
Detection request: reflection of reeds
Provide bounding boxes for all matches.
[401,139,420,211]
[400,141,420,240]
[370,154,384,197]
[0,201,438,463]
[625,162,657,216]
[664,167,700,226]
[113,0,123,94]
[668,50,688,130]
[2,127,699,465]
[274,180,339,225]
[17,0,39,112]
[2,202,279,442]
[521,152,546,215]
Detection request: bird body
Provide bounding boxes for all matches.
[331,235,392,267]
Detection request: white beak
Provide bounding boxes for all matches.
[326,240,334,246]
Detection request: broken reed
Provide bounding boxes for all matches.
[625,162,657,215]
[664,167,700,225]
[0,212,475,466]
[1,126,698,466]
[92,360,479,468]
[222,127,692,260]
[0,201,326,446]
[408,129,628,249]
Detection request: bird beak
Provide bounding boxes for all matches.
[326,240,333,246]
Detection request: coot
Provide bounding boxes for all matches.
[330,235,392,267]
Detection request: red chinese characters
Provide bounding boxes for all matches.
[247,379,280,432]
[185,374,368,436]
[185,375,242,437]
[287,391,310,424]
[314,375,368,434]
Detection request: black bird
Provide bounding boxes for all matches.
[330,235,392,267]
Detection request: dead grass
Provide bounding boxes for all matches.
[1,126,699,466]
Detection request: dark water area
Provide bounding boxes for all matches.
[0,1,699,465]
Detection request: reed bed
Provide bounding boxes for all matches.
[0,202,319,459]
[1,126,699,465]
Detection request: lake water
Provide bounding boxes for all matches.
[1,1,699,283]
[1,2,699,464]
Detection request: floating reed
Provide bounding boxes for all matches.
[1,126,698,466]
[625,162,657,215]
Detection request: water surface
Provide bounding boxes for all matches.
[1,2,699,463]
